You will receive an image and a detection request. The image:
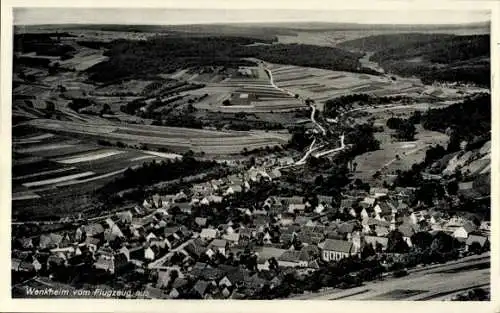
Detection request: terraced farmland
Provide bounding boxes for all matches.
[11,131,181,219]
[267,63,426,110]
[24,119,291,155]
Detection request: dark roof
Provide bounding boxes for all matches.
[201,267,225,281]
[318,195,334,204]
[398,223,416,237]
[340,199,356,208]
[185,242,207,257]
[462,221,478,233]
[275,196,304,205]
[278,250,302,263]
[377,201,395,215]
[192,280,210,296]
[209,239,228,249]
[337,222,355,234]
[243,274,267,289]
[255,247,286,262]
[299,245,320,261]
[322,239,353,254]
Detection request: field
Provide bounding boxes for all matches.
[57,47,109,71]
[11,131,179,219]
[276,26,489,47]
[352,116,449,186]
[267,63,426,110]
[180,65,305,113]
[24,119,291,155]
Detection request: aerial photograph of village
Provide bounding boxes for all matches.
[10,7,491,301]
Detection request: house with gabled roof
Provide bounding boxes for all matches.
[453,221,478,240]
[321,239,354,262]
[364,235,388,252]
[208,239,228,256]
[200,228,219,241]
[370,187,389,198]
[191,280,211,299]
[84,223,105,238]
[373,201,396,219]
[277,250,307,268]
[222,233,240,245]
[339,198,357,211]
[465,233,489,252]
[256,247,286,270]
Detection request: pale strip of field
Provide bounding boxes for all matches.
[19,133,55,141]
[57,150,125,164]
[142,150,182,159]
[14,167,77,181]
[12,191,41,201]
[28,119,118,134]
[129,155,156,162]
[169,69,190,80]
[15,143,76,154]
[54,168,127,187]
[22,171,96,187]
[26,119,290,155]
[12,139,42,145]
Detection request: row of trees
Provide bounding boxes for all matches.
[324,94,411,118]
[99,155,218,195]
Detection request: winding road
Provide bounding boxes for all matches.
[263,65,341,166]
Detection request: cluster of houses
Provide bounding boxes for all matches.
[12,165,490,299]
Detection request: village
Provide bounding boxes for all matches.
[12,156,491,299]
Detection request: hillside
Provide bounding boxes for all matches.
[421,93,490,151]
[338,33,490,86]
[86,36,374,82]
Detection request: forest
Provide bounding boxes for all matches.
[339,33,490,86]
[421,93,490,151]
[85,36,375,82]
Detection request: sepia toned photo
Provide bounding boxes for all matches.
[9,5,492,303]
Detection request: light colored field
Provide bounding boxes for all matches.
[26,119,291,155]
[53,168,127,187]
[15,143,76,154]
[93,80,154,96]
[22,171,96,187]
[353,125,449,184]
[267,63,427,111]
[58,48,109,71]
[15,133,54,142]
[129,155,156,162]
[12,191,41,201]
[56,150,125,164]
[277,28,489,47]
[142,150,182,159]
